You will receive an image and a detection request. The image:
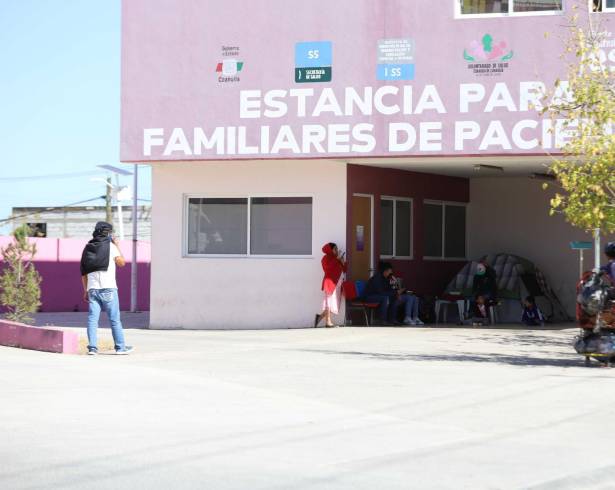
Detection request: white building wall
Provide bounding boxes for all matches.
[150,160,347,329]
[468,177,614,318]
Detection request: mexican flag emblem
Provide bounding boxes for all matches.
[215,59,244,76]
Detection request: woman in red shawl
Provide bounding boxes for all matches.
[315,242,347,327]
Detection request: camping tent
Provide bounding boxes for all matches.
[443,253,570,323]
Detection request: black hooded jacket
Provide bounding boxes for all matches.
[80,222,113,276]
[472,265,498,298]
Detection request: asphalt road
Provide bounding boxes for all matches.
[2,326,614,490]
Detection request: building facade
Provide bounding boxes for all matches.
[10,205,151,240]
[121,0,615,329]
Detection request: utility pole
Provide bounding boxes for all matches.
[105,177,113,224]
[114,174,125,240]
[594,228,601,271]
[96,163,138,311]
[130,165,139,312]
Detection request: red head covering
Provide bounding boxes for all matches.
[321,243,347,294]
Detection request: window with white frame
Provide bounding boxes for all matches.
[592,0,615,11]
[458,0,563,15]
[424,201,467,259]
[186,196,312,256]
[380,197,412,258]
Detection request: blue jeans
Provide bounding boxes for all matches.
[365,294,392,322]
[87,288,125,352]
[395,294,419,319]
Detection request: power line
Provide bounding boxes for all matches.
[0,196,106,225]
[0,170,103,183]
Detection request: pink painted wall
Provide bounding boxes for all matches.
[0,237,151,312]
[120,0,615,162]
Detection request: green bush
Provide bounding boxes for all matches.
[0,225,42,324]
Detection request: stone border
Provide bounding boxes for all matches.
[0,320,79,354]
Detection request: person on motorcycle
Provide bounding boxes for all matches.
[602,242,615,283]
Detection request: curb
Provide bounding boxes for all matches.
[0,320,79,354]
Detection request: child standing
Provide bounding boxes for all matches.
[521,295,545,326]
[315,242,347,328]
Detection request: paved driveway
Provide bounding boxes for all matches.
[1,326,614,489]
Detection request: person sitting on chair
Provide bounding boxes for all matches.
[602,242,615,283]
[472,261,498,303]
[365,262,420,326]
[387,270,423,325]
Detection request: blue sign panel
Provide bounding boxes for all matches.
[295,41,332,68]
[570,241,593,250]
[377,63,415,81]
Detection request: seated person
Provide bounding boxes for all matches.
[473,261,497,301]
[521,295,545,326]
[469,261,498,319]
[602,243,615,304]
[602,242,615,283]
[471,295,490,326]
[388,271,423,325]
[365,262,421,325]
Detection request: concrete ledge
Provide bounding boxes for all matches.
[0,320,79,354]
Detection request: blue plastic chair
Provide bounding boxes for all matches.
[355,280,367,299]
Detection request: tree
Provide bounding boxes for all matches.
[0,224,42,324]
[541,5,615,234]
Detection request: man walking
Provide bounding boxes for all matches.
[80,221,134,355]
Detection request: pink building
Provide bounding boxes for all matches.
[120,0,615,329]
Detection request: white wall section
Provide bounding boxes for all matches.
[150,160,347,329]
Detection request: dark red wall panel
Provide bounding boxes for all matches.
[347,164,469,296]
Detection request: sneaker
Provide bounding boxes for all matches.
[403,316,416,325]
[87,348,98,356]
[413,318,425,326]
[116,346,135,355]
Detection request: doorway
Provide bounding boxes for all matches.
[350,194,374,280]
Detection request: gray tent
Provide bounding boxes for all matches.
[444,253,570,323]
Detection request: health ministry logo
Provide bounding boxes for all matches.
[463,34,513,62]
[295,41,332,83]
[463,34,513,76]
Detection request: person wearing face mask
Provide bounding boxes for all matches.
[472,260,498,303]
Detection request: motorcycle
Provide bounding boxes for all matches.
[574,270,615,367]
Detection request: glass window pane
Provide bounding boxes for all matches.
[424,204,443,257]
[444,205,466,258]
[460,0,509,14]
[187,198,247,254]
[607,0,615,8]
[250,197,312,255]
[380,199,394,256]
[513,0,561,12]
[395,200,411,257]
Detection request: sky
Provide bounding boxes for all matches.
[0,0,151,234]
